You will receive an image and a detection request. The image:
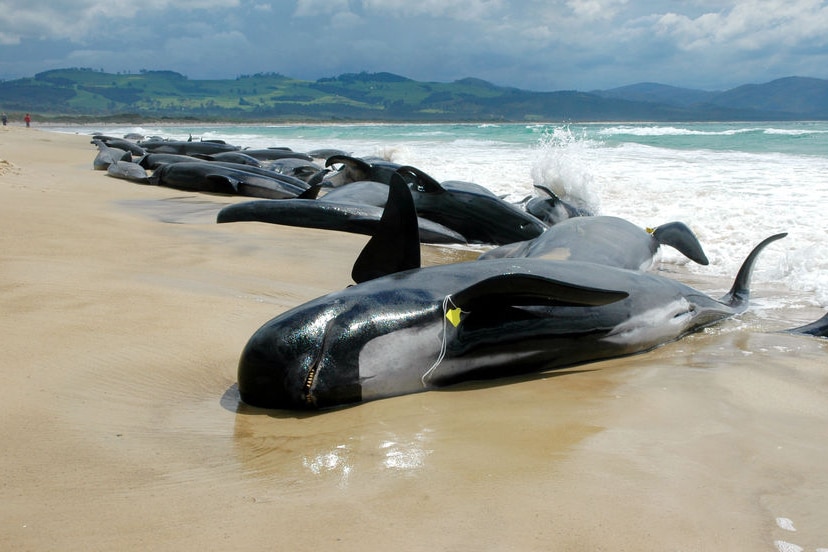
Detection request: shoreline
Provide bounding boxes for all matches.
[1,126,826,551]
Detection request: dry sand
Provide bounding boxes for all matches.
[1,125,826,551]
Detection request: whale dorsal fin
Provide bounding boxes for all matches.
[297,183,322,200]
[351,174,421,283]
[720,233,787,309]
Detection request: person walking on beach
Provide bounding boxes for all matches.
[24,113,31,127]
[1,113,7,126]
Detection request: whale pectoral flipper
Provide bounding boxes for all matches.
[205,174,240,193]
[451,273,629,309]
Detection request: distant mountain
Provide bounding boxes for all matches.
[592,82,720,108]
[0,68,826,122]
[593,77,828,118]
[706,76,828,117]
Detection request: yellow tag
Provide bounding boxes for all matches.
[645,227,655,234]
[445,307,462,327]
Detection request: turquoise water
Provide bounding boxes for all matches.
[115,121,828,156]
[591,122,828,156]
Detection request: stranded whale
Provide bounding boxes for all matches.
[216,197,467,244]
[478,215,709,270]
[217,165,547,245]
[148,161,309,199]
[235,180,785,409]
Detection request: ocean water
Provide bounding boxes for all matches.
[55,121,828,312]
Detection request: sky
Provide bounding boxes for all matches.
[1,0,827,92]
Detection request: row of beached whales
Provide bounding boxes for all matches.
[91,134,827,410]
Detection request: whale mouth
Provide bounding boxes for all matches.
[302,357,321,407]
[301,317,338,407]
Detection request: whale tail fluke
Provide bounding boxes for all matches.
[720,233,787,310]
[396,165,444,193]
[651,222,709,265]
[351,174,421,283]
[325,155,370,184]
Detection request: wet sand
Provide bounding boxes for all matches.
[1,126,826,551]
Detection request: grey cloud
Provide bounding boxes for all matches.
[0,0,826,90]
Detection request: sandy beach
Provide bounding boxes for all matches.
[2,125,827,551]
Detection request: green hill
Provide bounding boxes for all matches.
[1,68,825,122]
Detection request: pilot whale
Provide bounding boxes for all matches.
[478,215,709,270]
[148,161,309,199]
[92,139,132,170]
[218,167,546,245]
[235,181,786,410]
[216,197,467,244]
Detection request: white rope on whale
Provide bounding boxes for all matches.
[421,294,464,386]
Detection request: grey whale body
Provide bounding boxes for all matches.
[479,215,709,270]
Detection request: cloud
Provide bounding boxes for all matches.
[566,0,629,21]
[0,0,827,90]
[164,30,253,65]
[0,0,240,42]
[293,0,351,17]
[657,0,828,51]
[360,0,506,20]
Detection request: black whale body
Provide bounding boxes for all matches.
[217,198,467,244]
[148,162,308,199]
[235,180,786,410]
[321,167,548,245]
[218,166,547,245]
